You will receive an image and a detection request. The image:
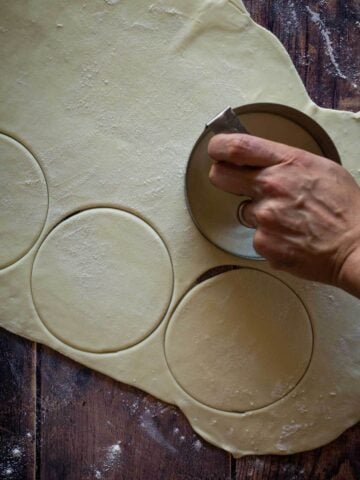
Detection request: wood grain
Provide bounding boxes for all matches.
[0,1,359,479]
[236,424,360,480]
[36,346,231,480]
[243,0,360,111]
[0,329,36,480]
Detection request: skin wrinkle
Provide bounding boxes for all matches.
[208,133,360,296]
[1,0,359,458]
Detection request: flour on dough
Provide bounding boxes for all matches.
[31,208,173,353]
[0,134,48,269]
[0,0,359,457]
[165,269,313,412]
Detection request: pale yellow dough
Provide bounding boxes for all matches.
[0,134,48,269]
[0,0,359,457]
[165,269,313,412]
[31,208,173,353]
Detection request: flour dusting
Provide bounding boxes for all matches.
[149,4,186,17]
[90,441,122,479]
[276,423,303,452]
[106,442,122,463]
[0,439,29,479]
[139,408,177,454]
[306,6,346,80]
[287,1,299,29]
[11,448,22,458]
[193,439,202,452]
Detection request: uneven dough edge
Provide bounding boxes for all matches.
[0,0,359,457]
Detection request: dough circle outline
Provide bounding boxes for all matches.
[0,133,49,269]
[165,268,314,413]
[31,207,174,353]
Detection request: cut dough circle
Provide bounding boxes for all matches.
[0,133,48,269]
[31,208,173,353]
[165,269,313,412]
[1,0,359,457]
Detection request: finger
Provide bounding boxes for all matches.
[252,199,308,235]
[239,199,293,231]
[208,133,299,168]
[209,162,262,198]
[253,228,298,270]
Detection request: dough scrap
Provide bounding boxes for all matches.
[0,0,359,457]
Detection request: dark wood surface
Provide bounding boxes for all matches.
[1,1,359,479]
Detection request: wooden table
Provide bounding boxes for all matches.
[1,1,359,478]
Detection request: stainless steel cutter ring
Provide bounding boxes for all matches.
[237,199,255,229]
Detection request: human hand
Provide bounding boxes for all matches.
[208,134,360,297]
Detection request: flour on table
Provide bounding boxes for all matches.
[0,0,359,458]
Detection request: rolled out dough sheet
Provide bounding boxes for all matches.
[0,0,359,457]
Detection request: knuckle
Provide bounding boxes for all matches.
[207,136,217,157]
[295,151,320,168]
[281,151,298,165]
[253,230,268,256]
[258,175,282,197]
[255,206,274,226]
[228,135,251,161]
[209,164,224,188]
[208,167,218,186]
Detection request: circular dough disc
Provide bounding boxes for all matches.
[31,208,173,353]
[0,134,48,269]
[165,269,313,412]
